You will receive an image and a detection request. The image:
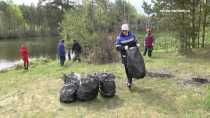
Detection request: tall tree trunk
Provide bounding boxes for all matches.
[179,12,185,53]
[197,0,202,48]
[202,0,207,48]
[191,0,196,48]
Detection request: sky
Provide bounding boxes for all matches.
[129,0,152,14]
[1,0,151,14]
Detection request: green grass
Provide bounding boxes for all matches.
[0,52,210,118]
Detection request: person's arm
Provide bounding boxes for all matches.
[115,36,122,51]
[62,44,66,54]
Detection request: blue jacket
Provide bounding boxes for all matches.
[115,32,137,48]
[57,42,65,56]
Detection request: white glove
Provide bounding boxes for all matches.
[124,46,128,50]
[137,43,140,47]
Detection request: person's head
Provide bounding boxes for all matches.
[73,40,77,43]
[61,39,64,43]
[21,42,26,48]
[121,24,129,36]
[146,28,152,35]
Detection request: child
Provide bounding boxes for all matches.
[20,42,29,70]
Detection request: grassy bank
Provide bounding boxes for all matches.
[0,52,210,118]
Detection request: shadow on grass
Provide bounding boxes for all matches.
[130,86,178,114]
[60,95,124,111]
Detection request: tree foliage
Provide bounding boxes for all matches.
[0,1,63,39]
[60,0,140,63]
[142,0,210,53]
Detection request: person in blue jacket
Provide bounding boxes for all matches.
[57,39,66,66]
[115,24,140,88]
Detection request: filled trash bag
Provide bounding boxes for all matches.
[60,83,77,103]
[63,73,80,87]
[127,47,146,79]
[95,73,116,97]
[76,75,99,101]
[60,73,80,103]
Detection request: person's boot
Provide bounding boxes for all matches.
[148,51,152,57]
[127,78,132,89]
[24,64,27,70]
[148,48,152,57]
[127,82,131,89]
[26,64,29,70]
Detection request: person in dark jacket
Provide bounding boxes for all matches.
[143,28,155,57]
[19,42,29,70]
[72,40,82,62]
[57,40,66,66]
[115,24,140,88]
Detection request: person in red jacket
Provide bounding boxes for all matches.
[143,28,155,57]
[19,42,29,70]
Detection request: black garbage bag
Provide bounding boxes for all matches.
[95,73,116,97]
[60,73,80,103]
[60,83,77,103]
[63,73,80,87]
[127,47,146,79]
[76,75,99,101]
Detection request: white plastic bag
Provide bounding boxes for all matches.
[71,51,75,60]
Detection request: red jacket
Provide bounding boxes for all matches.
[20,47,29,59]
[144,34,154,48]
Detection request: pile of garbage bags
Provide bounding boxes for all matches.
[60,72,116,103]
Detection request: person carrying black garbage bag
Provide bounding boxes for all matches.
[72,40,82,62]
[115,24,141,88]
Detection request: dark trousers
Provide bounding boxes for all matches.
[144,47,153,57]
[73,53,81,62]
[24,63,29,70]
[121,54,132,84]
[68,53,71,60]
[60,56,66,66]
